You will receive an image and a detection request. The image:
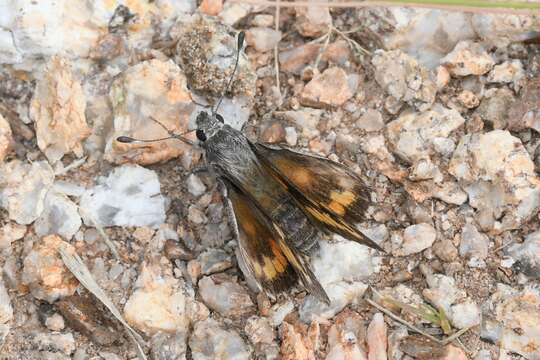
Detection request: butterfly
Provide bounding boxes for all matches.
[118,31,383,304]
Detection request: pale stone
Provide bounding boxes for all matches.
[0,114,12,162]
[300,67,359,108]
[441,40,494,76]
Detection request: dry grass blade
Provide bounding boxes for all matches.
[58,246,147,360]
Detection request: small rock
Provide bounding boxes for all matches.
[449,299,481,329]
[326,310,367,360]
[409,158,442,182]
[475,88,514,129]
[300,67,359,108]
[175,15,256,98]
[387,327,408,360]
[440,41,494,76]
[508,229,540,279]
[0,160,54,225]
[460,222,489,265]
[294,1,332,37]
[34,191,81,240]
[164,239,194,261]
[245,316,275,345]
[372,49,437,111]
[279,43,321,74]
[322,40,352,65]
[457,90,479,109]
[56,294,119,346]
[150,331,188,360]
[367,313,387,360]
[269,300,295,327]
[0,222,26,250]
[487,60,525,90]
[198,249,232,275]
[386,104,465,164]
[105,59,195,165]
[30,56,90,163]
[22,235,79,303]
[45,313,65,332]
[482,284,540,358]
[435,66,451,90]
[186,174,207,197]
[280,109,322,139]
[252,14,274,27]
[260,122,286,144]
[449,130,540,233]
[0,278,13,327]
[0,113,12,162]
[357,109,385,132]
[124,262,189,335]
[189,318,251,360]
[79,164,166,227]
[32,332,76,355]
[474,349,492,360]
[198,274,255,318]
[432,239,458,263]
[280,321,317,360]
[395,223,436,256]
[300,239,376,322]
[199,0,223,16]
[284,127,298,146]
[246,27,281,52]
[432,137,456,157]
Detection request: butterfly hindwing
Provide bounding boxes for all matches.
[253,143,383,252]
[224,180,330,302]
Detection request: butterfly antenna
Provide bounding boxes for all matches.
[212,31,245,116]
[116,116,194,145]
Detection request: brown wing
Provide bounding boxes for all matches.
[253,143,383,252]
[225,180,330,303]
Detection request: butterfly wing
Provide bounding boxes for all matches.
[252,143,383,252]
[224,179,330,303]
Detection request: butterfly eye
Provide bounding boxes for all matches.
[216,114,224,123]
[196,129,207,142]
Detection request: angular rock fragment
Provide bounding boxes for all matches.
[475,88,514,129]
[440,40,494,76]
[460,222,489,267]
[0,278,13,347]
[30,56,90,163]
[189,318,251,360]
[150,331,188,360]
[34,191,81,240]
[246,27,281,52]
[279,43,321,74]
[294,0,332,37]
[372,49,437,110]
[326,310,367,360]
[386,104,465,164]
[280,321,317,360]
[0,160,54,225]
[123,262,189,335]
[22,235,79,303]
[300,67,359,108]
[449,130,540,233]
[198,274,255,318]
[105,59,195,165]
[80,164,166,227]
[487,60,525,90]
[394,223,437,256]
[0,113,12,162]
[508,229,540,279]
[367,313,387,360]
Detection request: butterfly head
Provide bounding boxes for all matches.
[195,111,224,143]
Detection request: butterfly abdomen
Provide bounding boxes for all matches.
[271,200,320,252]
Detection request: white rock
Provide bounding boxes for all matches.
[0,222,26,250]
[0,160,54,225]
[449,130,540,233]
[22,235,79,303]
[123,262,189,336]
[30,56,90,163]
[269,300,294,327]
[440,40,494,76]
[45,313,66,332]
[189,318,251,360]
[106,59,195,165]
[326,310,367,360]
[34,191,81,240]
[0,113,12,162]
[198,275,255,318]
[483,284,540,359]
[508,230,540,279]
[487,60,525,90]
[372,49,436,110]
[460,222,489,266]
[284,126,298,146]
[32,332,76,355]
[245,316,275,345]
[186,174,207,197]
[0,279,13,325]
[383,9,475,69]
[294,0,332,37]
[395,223,436,256]
[300,238,376,322]
[280,109,322,139]
[471,13,540,48]
[386,104,465,164]
[80,164,166,227]
[449,300,480,329]
[246,27,281,52]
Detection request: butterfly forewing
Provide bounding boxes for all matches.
[224,180,330,302]
[253,143,383,252]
